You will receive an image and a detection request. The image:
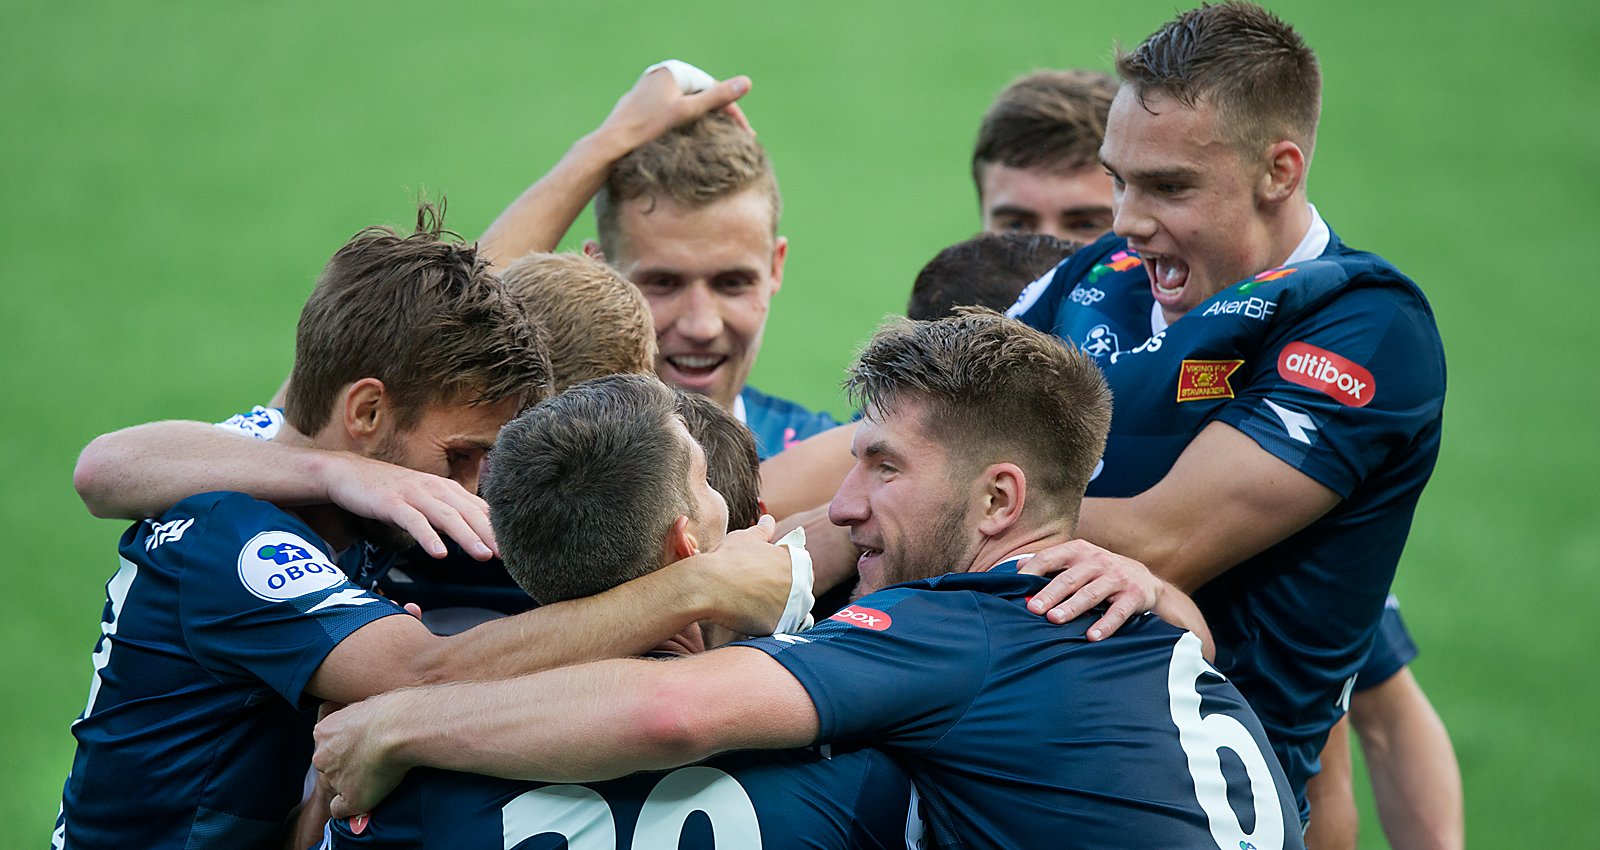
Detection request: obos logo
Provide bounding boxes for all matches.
[237,530,345,601]
[830,605,892,631]
[1278,342,1375,407]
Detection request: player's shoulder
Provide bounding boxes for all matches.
[213,405,284,441]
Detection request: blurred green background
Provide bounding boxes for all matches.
[4,0,1597,845]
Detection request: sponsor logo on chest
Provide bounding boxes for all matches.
[1278,342,1375,407]
[1201,296,1277,321]
[1176,359,1246,402]
[829,605,892,631]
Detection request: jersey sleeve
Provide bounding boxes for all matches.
[1211,283,1445,498]
[173,493,406,709]
[734,589,989,752]
[1356,596,1419,690]
[213,405,284,441]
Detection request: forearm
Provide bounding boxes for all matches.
[386,660,709,783]
[1353,670,1464,850]
[477,132,630,268]
[74,421,333,519]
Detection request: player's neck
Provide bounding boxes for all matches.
[968,524,1075,575]
[1265,196,1315,269]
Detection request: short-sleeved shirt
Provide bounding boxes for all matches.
[325,745,918,850]
[54,492,407,850]
[738,561,1304,850]
[1357,595,1418,691]
[737,385,839,461]
[1009,228,1446,807]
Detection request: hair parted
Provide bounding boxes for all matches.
[594,111,780,256]
[972,69,1117,189]
[1116,1,1321,159]
[285,202,552,436]
[908,233,1081,321]
[845,309,1111,524]
[675,390,760,532]
[483,374,695,605]
[499,252,657,391]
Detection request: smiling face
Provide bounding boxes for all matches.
[610,189,786,412]
[1102,86,1281,325]
[828,400,981,597]
[979,162,1114,244]
[372,394,523,496]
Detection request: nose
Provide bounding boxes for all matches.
[674,282,724,344]
[1111,188,1155,242]
[827,465,869,528]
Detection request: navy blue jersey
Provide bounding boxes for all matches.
[1357,596,1418,691]
[739,385,839,461]
[1010,228,1446,808]
[738,561,1303,850]
[1009,234,1159,367]
[54,492,407,850]
[325,746,916,850]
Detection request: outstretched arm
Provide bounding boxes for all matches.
[477,65,752,268]
[73,420,496,559]
[1023,421,1340,633]
[314,645,817,816]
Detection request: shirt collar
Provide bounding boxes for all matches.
[732,392,747,425]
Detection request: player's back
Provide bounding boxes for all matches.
[325,745,917,849]
[742,561,1304,849]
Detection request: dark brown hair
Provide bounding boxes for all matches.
[1116,1,1321,159]
[285,203,551,435]
[499,252,656,390]
[908,233,1080,321]
[594,112,780,257]
[484,374,694,605]
[972,69,1117,189]
[675,390,760,532]
[845,309,1111,526]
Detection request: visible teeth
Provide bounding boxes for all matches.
[671,355,722,369]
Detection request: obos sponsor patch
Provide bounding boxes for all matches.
[1278,342,1374,407]
[1176,359,1245,402]
[237,530,344,601]
[830,605,891,631]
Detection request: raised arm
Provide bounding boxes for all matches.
[73,420,496,559]
[478,65,752,268]
[313,645,817,816]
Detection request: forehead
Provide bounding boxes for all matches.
[854,399,944,459]
[980,162,1111,210]
[1101,86,1233,173]
[413,395,523,443]
[614,189,775,275]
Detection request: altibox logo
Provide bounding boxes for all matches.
[1277,342,1374,407]
[830,605,892,631]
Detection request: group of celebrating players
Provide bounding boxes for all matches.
[53,3,1462,849]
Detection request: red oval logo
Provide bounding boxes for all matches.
[830,605,892,631]
[1278,342,1375,407]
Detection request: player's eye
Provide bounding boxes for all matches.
[714,274,756,292]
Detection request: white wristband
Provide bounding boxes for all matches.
[643,59,717,94]
[773,526,816,634]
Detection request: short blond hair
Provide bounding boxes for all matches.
[593,112,780,257]
[498,252,657,391]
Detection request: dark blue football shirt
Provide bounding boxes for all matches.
[738,385,838,461]
[54,491,407,850]
[738,560,1304,850]
[324,745,917,850]
[1010,223,1446,809]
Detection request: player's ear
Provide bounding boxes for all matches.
[756,496,769,518]
[1259,140,1307,205]
[768,236,788,294]
[340,378,388,445]
[666,515,701,561]
[975,462,1026,537]
[582,239,608,265]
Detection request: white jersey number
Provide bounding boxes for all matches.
[502,766,761,850]
[1167,631,1288,850]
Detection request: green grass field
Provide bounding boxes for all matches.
[4,0,1597,845]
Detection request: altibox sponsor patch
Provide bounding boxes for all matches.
[829,605,892,631]
[1278,342,1374,407]
[1176,359,1245,402]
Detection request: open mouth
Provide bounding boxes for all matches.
[663,354,728,381]
[1144,253,1191,306]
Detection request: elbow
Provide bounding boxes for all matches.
[73,435,125,518]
